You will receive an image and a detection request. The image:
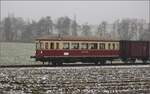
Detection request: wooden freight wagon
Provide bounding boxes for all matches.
[120,41,149,63]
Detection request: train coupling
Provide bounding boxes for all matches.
[30,56,36,58]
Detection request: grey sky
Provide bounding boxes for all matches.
[1,1,149,24]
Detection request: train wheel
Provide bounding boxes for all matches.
[100,60,106,65]
[142,60,148,63]
[42,61,45,65]
[109,60,112,64]
[52,62,57,66]
[124,61,128,64]
[130,59,136,64]
[94,62,98,65]
[48,61,51,65]
[122,58,128,64]
[121,60,128,63]
[58,62,63,66]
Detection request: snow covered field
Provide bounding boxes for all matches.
[0,66,150,94]
[0,42,36,65]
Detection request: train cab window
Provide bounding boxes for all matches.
[50,42,54,49]
[89,43,97,49]
[108,43,111,49]
[56,43,59,49]
[71,43,79,49]
[63,43,70,49]
[81,43,88,49]
[99,43,105,50]
[112,43,115,50]
[45,42,49,49]
[36,42,40,49]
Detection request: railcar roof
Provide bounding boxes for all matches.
[35,35,119,42]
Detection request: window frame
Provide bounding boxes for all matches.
[89,43,98,50]
[45,42,49,49]
[108,43,111,50]
[99,43,105,50]
[40,42,44,49]
[56,42,59,49]
[71,43,79,49]
[81,43,88,50]
[36,42,40,50]
[50,42,54,49]
[112,43,115,50]
[63,42,70,49]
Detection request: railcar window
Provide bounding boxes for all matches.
[112,43,115,50]
[63,43,70,49]
[99,43,105,50]
[45,42,48,49]
[89,43,97,49]
[56,43,59,49]
[81,43,88,49]
[36,43,40,49]
[50,42,54,49]
[40,42,44,49]
[108,43,111,49]
[71,43,79,49]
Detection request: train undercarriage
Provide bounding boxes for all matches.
[32,56,150,66]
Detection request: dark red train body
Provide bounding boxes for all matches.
[36,50,119,57]
[31,35,150,65]
[120,41,150,61]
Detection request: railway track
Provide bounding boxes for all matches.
[0,62,150,68]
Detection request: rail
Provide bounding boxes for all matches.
[0,62,150,68]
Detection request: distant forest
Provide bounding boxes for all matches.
[0,15,150,43]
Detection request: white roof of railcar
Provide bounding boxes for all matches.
[35,35,119,42]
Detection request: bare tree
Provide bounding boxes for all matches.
[118,19,131,40]
[3,16,13,41]
[81,23,91,36]
[112,20,120,40]
[56,16,71,35]
[1,15,149,42]
[71,20,78,36]
[97,21,107,39]
[21,23,33,42]
[45,16,53,35]
[97,24,103,38]
[139,23,150,40]
[36,16,53,36]
[11,17,26,41]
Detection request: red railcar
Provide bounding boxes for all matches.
[31,35,150,65]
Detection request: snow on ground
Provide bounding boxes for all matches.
[0,42,36,65]
[0,66,150,94]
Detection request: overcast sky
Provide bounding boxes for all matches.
[1,1,149,24]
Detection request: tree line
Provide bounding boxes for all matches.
[0,15,149,42]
